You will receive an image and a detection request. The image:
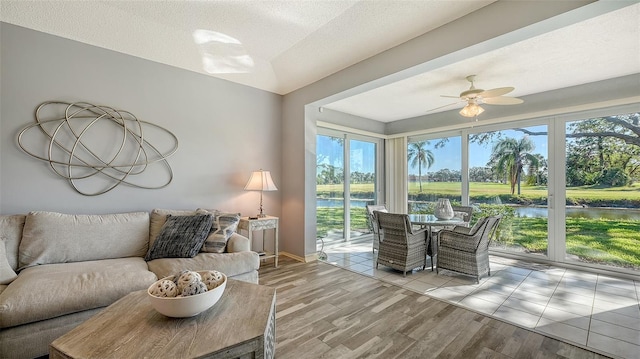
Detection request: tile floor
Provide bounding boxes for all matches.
[319,240,640,359]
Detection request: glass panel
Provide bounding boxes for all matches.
[565,113,640,270]
[350,139,377,237]
[468,126,549,257]
[408,136,462,214]
[316,134,345,242]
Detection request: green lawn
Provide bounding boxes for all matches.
[317,181,640,270]
[321,181,640,197]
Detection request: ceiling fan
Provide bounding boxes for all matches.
[440,75,524,118]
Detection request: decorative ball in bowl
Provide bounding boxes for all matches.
[147,270,227,318]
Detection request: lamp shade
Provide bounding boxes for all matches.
[244,170,278,192]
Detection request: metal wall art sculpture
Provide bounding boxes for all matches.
[18,101,178,196]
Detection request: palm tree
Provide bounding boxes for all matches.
[408,141,435,192]
[490,136,539,195]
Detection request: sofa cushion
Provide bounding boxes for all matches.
[0,257,157,328]
[201,212,240,253]
[19,211,150,270]
[0,215,26,271]
[0,242,17,285]
[144,214,213,261]
[147,251,260,280]
[226,233,251,253]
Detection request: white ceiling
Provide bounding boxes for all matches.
[0,0,494,95]
[324,2,640,122]
[1,1,639,123]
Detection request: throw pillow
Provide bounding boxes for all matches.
[145,214,214,261]
[0,240,18,285]
[201,212,241,253]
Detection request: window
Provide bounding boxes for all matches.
[407,135,462,214]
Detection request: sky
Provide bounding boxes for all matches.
[317,125,549,175]
[410,125,548,174]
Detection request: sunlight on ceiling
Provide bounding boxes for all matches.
[193,30,254,74]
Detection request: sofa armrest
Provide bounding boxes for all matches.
[226,233,251,253]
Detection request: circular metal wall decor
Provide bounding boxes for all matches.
[18,101,179,196]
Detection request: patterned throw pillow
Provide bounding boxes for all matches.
[201,212,241,253]
[145,214,213,261]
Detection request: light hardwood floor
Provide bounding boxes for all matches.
[259,257,611,359]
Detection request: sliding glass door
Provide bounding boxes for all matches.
[564,113,640,270]
[317,129,382,243]
[316,133,345,242]
[468,124,549,258]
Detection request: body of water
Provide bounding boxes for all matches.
[317,198,640,220]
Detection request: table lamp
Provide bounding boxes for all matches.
[244,169,277,218]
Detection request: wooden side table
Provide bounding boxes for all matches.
[238,216,279,267]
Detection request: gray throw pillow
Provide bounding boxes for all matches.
[145,214,213,261]
[201,212,241,253]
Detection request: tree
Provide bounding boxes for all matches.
[316,163,343,185]
[408,141,434,192]
[526,153,548,186]
[469,166,495,182]
[564,116,640,186]
[489,136,540,195]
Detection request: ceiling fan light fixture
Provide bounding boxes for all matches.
[459,103,484,117]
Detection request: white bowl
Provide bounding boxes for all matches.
[147,271,227,318]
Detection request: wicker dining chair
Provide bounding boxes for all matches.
[374,211,430,276]
[436,215,502,283]
[366,204,387,253]
[451,205,474,227]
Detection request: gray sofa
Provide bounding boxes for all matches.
[0,209,260,359]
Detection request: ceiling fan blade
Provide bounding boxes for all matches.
[440,95,461,99]
[479,86,514,98]
[425,101,462,113]
[483,96,524,105]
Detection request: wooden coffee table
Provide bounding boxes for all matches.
[50,279,276,359]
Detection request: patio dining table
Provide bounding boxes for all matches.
[408,214,464,228]
[408,214,464,267]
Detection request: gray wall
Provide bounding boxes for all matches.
[1,23,282,222]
